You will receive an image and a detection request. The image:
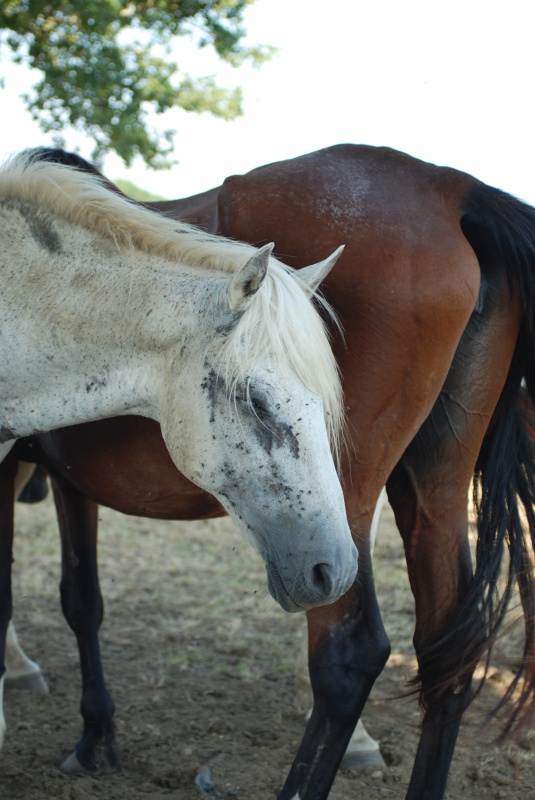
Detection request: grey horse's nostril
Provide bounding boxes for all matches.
[310,562,334,598]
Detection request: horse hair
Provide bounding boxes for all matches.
[411,183,535,739]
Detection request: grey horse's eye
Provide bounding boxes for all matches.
[250,396,269,420]
[236,389,270,420]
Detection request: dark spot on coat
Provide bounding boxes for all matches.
[15,201,62,253]
[85,376,108,393]
[254,417,300,459]
[201,366,224,424]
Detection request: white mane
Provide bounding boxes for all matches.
[0,149,344,457]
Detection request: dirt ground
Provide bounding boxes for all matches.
[1,492,534,799]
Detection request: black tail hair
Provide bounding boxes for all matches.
[414,183,535,738]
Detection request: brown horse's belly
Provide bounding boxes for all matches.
[30,416,225,521]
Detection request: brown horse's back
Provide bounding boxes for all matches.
[218,144,481,509]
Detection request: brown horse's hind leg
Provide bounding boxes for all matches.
[278,536,390,799]
[387,298,521,799]
[51,474,117,773]
[387,457,474,799]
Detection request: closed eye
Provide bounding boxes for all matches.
[235,391,271,421]
[251,397,270,421]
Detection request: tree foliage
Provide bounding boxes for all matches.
[0,1,273,166]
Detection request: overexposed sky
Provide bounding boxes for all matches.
[1,0,535,202]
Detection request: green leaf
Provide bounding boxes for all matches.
[0,0,274,167]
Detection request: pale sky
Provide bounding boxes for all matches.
[2,0,535,203]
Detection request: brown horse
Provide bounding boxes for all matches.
[10,144,535,799]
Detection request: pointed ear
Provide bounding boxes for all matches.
[295,245,345,294]
[228,242,274,310]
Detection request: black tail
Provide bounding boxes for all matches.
[472,371,535,739]
[468,184,535,737]
[415,183,535,737]
[464,183,535,339]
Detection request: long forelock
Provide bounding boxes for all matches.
[0,149,259,272]
[216,260,345,463]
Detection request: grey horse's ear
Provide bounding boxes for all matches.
[228,242,274,310]
[295,245,345,294]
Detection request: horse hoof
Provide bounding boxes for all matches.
[60,752,92,775]
[341,748,387,772]
[5,670,49,695]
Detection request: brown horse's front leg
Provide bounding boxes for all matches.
[50,473,117,773]
[278,541,390,800]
